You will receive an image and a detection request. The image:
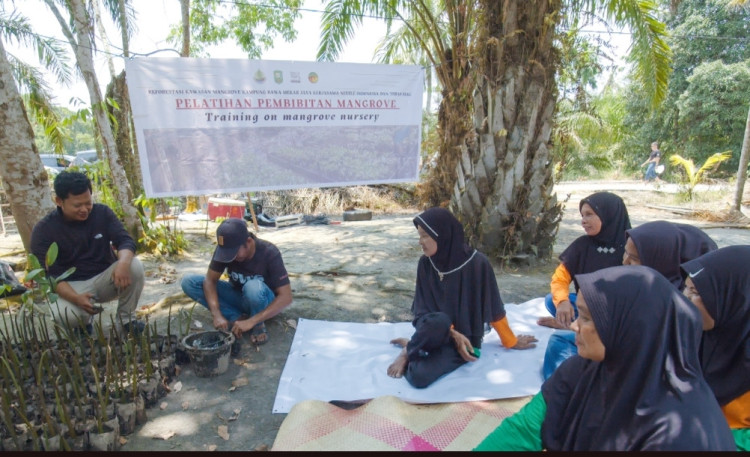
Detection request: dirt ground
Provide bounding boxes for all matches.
[1,180,749,451]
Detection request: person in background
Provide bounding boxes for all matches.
[30,170,145,336]
[181,218,293,356]
[623,220,717,289]
[537,192,630,380]
[681,245,750,451]
[641,141,661,182]
[387,207,537,388]
[474,265,735,451]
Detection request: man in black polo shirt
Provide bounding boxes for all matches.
[181,218,293,355]
[30,171,145,335]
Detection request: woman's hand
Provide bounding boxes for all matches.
[555,300,575,328]
[450,328,478,362]
[511,334,538,350]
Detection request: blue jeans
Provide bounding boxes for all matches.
[542,331,578,380]
[181,274,275,323]
[542,292,579,380]
[645,162,657,181]
[544,292,578,319]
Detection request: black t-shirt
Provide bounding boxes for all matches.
[648,149,661,161]
[208,238,290,291]
[30,204,136,281]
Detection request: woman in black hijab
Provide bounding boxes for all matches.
[538,191,631,330]
[386,207,537,388]
[475,265,735,451]
[624,220,717,289]
[538,192,630,379]
[681,245,750,450]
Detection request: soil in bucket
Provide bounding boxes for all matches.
[182,331,235,377]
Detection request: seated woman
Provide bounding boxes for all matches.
[387,207,537,389]
[681,245,750,451]
[474,265,735,451]
[537,192,630,379]
[623,220,717,289]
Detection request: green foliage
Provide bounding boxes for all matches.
[552,81,634,180]
[168,0,302,58]
[1,10,72,155]
[86,161,124,220]
[675,59,750,171]
[23,243,75,309]
[30,104,97,155]
[133,194,189,257]
[623,0,750,172]
[555,19,608,107]
[668,151,732,200]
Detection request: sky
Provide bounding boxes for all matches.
[8,0,388,109]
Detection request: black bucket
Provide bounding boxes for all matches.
[181,331,235,377]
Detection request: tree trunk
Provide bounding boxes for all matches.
[92,0,116,78]
[417,42,476,208]
[118,0,130,57]
[180,0,191,57]
[454,0,563,261]
[106,71,143,196]
[0,39,55,250]
[732,104,750,214]
[67,0,141,238]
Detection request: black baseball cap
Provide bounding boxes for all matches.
[213,218,249,263]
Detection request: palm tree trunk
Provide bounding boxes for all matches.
[455,0,563,260]
[66,0,141,237]
[180,0,191,57]
[106,72,143,195]
[0,39,55,250]
[733,104,750,213]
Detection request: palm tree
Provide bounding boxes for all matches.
[43,0,141,237]
[317,0,671,260]
[0,10,70,250]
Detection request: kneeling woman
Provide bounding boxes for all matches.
[475,265,734,451]
[387,207,537,389]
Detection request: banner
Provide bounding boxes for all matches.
[125,58,424,197]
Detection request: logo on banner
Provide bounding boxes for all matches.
[308,72,319,83]
[274,70,283,84]
[254,69,265,82]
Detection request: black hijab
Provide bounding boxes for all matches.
[541,265,734,451]
[626,221,717,289]
[558,192,631,289]
[413,207,473,271]
[411,207,505,348]
[680,245,750,406]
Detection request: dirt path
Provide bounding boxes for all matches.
[1,181,749,451]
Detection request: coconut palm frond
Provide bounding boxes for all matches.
[0,11,72,86]
[697,151,732,176]
[600,0,672,108]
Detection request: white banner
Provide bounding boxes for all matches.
[124,58,424,197]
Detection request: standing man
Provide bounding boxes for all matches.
[31,171,145,336]
[641,141,661,182]
[181,218,292,355]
